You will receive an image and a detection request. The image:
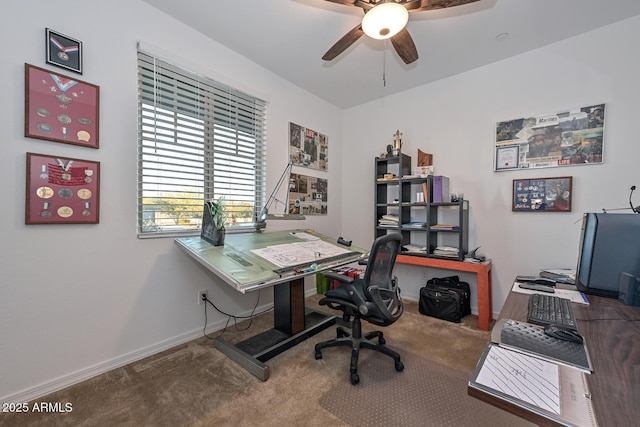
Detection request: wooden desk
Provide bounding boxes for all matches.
[469,290,640,426]
[396,255,493,330]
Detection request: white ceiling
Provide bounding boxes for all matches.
[143,0,640,109]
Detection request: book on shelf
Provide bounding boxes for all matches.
[432,246,460,257]
[402,244,427,254]
[402,222,428,228]
[422,181,429,203]
[432,175,450,203]
[378,213,399,227]
[430,224,459,231]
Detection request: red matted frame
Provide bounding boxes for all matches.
[24,63,99,149]
[26,152,100,224]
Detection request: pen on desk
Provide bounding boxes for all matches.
[580,292,589,304]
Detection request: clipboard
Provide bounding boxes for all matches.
[469,343,598,427]
[491,319,593,373]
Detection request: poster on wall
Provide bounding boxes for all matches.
[288,173,327,216]
[289,122,328,171]
[494,103,605,171]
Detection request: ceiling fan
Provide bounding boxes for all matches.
[321,0,480,64]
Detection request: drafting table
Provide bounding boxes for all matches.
[175,230,367,381]
[468,287,640,426]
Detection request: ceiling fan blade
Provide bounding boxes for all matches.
[322,24,365,61]
[409,0,480,12]
[391,28,418,64]
[322,0,360,5]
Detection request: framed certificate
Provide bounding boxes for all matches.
[45,28,82,74]
[24,63,99,148]
[495,145,519,171]
[26,152,100,224]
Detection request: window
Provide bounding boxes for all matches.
[137,51,267,237]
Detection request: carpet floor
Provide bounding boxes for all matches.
[0,296,535,427]
[320,348,531,427]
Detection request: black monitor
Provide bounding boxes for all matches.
[576,212,640,298]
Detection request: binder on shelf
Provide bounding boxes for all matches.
[432,176,450,203]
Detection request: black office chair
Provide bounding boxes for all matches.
[314,233,404,384]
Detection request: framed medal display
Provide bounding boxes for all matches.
[26,152,100,224]
[25,63,99,149]
[512,176,572,212]
[45,28,82,74]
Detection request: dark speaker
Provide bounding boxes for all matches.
[618,272,640,306]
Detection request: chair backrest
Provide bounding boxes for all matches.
[361,233,403,325]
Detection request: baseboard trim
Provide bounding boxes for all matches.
[1,301,274,404]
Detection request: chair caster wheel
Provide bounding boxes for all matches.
[350,373,360,385]
[379,337,386,345]
[315,352,323,360]
[395,361,404,372]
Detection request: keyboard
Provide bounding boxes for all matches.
[527,294,578,331]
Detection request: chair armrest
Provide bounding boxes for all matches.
[322,271,355,284]
[366,278,403,323]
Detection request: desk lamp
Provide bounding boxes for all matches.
[256,162,305,230]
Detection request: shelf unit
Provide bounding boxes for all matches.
[375,153,469,261]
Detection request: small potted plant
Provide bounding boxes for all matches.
[201,197,227,246]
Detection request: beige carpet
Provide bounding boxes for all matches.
[320,348,532,427]
[0,297,535,427]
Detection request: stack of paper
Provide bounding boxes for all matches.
[433,246,459,258]
[378,213,399,227]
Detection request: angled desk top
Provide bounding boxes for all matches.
[175,229,367,293]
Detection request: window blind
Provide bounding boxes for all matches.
[137,50,267,237]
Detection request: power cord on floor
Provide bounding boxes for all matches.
[201,290,273,339]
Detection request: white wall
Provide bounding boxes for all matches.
[0,0,343,402]
[2,0,639,403]
[342,16,640,313]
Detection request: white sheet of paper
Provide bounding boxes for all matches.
[512,282,590,304]
[475,345,560,414]
[251,240,350,268]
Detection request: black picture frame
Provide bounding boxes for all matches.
[512,176,573,212]
[46,28,82,74]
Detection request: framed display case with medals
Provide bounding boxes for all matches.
[512,176,572,212]
[24,63,99,149]
[46,28,82,74]
[26,152,100,224]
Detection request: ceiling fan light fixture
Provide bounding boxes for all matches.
[361,3,409,40]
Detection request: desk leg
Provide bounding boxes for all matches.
[274,277,305,335]
[215,278,335,381]
[477,267,493,331]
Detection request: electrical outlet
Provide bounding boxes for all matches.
[198,289,208,305]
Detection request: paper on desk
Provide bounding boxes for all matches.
[288,231,319,241]
[512,282,590,304]
[251,240,350,268]
[475,345,561,414]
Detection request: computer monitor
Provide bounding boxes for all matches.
[576,212,640,298]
